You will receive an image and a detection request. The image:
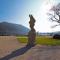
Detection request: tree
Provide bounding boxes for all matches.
[48,3,60,28]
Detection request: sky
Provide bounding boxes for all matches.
[0,0,60,32]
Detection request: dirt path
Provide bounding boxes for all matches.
[11,45,60,60]
[0,36,23,58]
[0,36,60,60]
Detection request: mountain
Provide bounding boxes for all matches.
[0,22,29,35]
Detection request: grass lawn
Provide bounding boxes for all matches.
[17,36,60,46]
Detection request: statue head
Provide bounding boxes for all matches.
[29,14,32,17]
[29,14,36,30]
[29,14,35,24]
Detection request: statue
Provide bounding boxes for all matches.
[27,14,36,47]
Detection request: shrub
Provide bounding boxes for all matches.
[53,34,60,39]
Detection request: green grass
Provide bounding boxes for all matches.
[17,36,60,45]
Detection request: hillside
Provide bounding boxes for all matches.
[0,22,29,35]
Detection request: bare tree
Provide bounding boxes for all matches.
[48,3,60,28]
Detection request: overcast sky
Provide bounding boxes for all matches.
[0,0,60,32]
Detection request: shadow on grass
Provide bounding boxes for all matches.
[0,45,35,60]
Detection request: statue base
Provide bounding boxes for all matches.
[27,30,36,46]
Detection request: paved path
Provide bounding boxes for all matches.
[0,36,60,60]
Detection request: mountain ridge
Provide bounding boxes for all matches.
[0,22,29,35]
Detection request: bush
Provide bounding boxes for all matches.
[53,34,60,39]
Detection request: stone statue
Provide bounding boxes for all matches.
[27,14,36,47]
